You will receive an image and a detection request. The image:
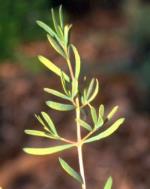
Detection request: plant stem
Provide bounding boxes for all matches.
[76,98,86,189]
[66,46,86,189]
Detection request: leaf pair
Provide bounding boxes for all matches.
[81,78,99,106]
[25,112,58,139]
[90,105,104,129]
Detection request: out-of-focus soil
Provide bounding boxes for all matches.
[0,9,150,189]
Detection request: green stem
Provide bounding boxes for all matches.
[76,98,86,189]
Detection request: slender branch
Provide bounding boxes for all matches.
[76,98,86,189]
[60,137,76,144]
[65,42,86,189]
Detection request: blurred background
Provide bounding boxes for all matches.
[0,0,150,189]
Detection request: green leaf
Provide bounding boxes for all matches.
[95,116,104,129]
[86,78,95,99]
[85,118,125,143]
[38,55,70,82]
[59,5,64,29]
[24,130,55,139]
[57,26,64,39]
[60,71,69,95]
[35,114,50,132]
[90,106,97,125]
[44,88,70,100]
[77,119,92,131]
[47,35,65,57]
[64,25,72,46]
[88,79,99,103]
[107,106,118,120]
[72,78,78,98]
[59,158,83,184]
[71,45,81,80]
[23,144,74,156]
[51,8,59,33]
[46,101,74,111]
[99,104,104,118]
[36,20,56,37]
[41,112,58,136]
[104,177,113,189]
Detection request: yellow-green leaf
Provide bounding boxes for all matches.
[90,106,97,125]
[23,144,74,156]
[85,118,125,143]
[99,104,104,118]
[77,119,92,131]
[72,78,78,98]
[87,78,95,99]
[60,71,69,95]
[41,112,58,135]
[44,88,70,100]
[51,8,59,33]
[46,101,74,111]
[24,130,55,139]
[38,55,70,82]
[71,45,81,80]
[59,158,83,184]
[107,106,118,120]
[104,177,113,189]
[88,79,99,103]
[64,25,72,46]
[35,114,50,132]
[47,35,65,57]
[36,20,55,37]
[59,5,64,29]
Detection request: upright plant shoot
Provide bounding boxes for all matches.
[23,6,125,189]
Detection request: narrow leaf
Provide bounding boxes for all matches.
[86,78,95,99]
[46,101,74,111]
[47,35,65,57]
[59,158,83,184]
[38,55,70,82]
[77,119,92,131]
[90,106,97,125]
[59,5,64,28]
[88,79,99,103]
[87,79,95,98]
[64,25,72,46]
[44,88,70,100]
[95,116,104,129]
[41,112,58,135]
[99,104,104,118]
[60,71,69,95]
[24,130,55,139]
[36,20,55,37]
[85,118,125,143]
[23,144,74,155]
[71,45,81,80]
[107,106,118,120]
[35,114,50,132]
[72,79,78,98]
[104,177,113,189]
[51,8,59,33]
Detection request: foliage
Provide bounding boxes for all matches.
[23,6,125,189]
